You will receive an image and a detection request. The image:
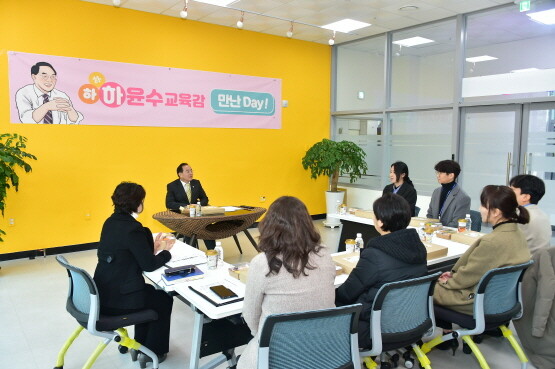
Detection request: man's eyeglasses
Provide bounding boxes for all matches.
[38,74,57,81]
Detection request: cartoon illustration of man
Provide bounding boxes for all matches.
[15,62,83,124]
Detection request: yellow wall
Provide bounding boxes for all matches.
[0,0,330,254]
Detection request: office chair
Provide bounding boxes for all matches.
[421,261,533,369]
[359,272,441,369]
[53,255,160,369]
[469,210,482,232]
[257,304,363,369]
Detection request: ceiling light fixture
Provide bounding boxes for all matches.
[180,0,189,19]
[393,36,434,47]
[113,0,121,7]
[237,11,244,29]
[399,5,419,11]
[286,22,294,38]
[329,31,336,46]
[322,19,371,33]
[194,0,238,6]
[527,8,555,25]
[466,55,498,63]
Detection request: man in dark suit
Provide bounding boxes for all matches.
[166,163,215,250]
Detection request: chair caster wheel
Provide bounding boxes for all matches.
[473,335,483,344]
[462,342,472,355]
[118,345,128,354]
[390,353,399,368]
[53,366,63,369]
[381,362,392,369]
[404,358,414,368]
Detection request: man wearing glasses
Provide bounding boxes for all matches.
[15,62,83,124]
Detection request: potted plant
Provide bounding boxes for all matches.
[302,138,367,225]
[1,133,37,242]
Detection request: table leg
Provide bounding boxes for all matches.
[232,235,243,254]
[190,234,198,249]
[243,229,259,252]
[190,308,204,369]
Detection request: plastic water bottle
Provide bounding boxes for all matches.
[214,241,224,264]
[465,214,472,232]
[196,201,202,216]
[355,233,364,252]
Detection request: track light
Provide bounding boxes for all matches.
[180,0,188,19]
[113,0,121,7]
[237,11,244,29]
[328,31,336,45]
[286,22,294,38]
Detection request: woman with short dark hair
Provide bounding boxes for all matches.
[94,182,175,366]
[383,161,418,216]
[236,196,336,369]
[336,193,428,348]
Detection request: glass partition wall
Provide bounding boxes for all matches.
[332,0,555,227]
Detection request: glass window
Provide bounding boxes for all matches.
[335,36,386,111]
[391,20,456,107]
[389,110,453,195]
[335,114,383,189]
[464,0,555,102]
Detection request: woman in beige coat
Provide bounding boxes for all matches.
[433,185,531,348]
[236,196,337,369]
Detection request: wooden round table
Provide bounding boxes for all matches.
[153,207,266,253]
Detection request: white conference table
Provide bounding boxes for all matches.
[145,228,473,369]
[144,239,246,369]
[328,213,473,272]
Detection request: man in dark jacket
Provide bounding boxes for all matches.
[336,193,428,349]
[165,162,215,250]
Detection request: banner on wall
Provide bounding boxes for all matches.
[8,51,282,129]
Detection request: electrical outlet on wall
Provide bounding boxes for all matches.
[8,218,15,226]
[259,196,266,202]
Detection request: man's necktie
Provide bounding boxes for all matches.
[42,94,53,124]
[185,182,191,203]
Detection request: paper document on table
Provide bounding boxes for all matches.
[223,206,241,212]
[166,243,207,268]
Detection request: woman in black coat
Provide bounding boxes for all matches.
[335,193,428,349]
[383,161,418,216]
[94,182,175,366]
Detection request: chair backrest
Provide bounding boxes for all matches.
[56,255,100,331]
[257,304,362,369]
[473,261,533,329]
[469,210,482,232]
[369,272,441,353]
[414,206,421,217]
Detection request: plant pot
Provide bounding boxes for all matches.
[324,191,344,227]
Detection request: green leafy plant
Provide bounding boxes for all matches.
[302,138,368,192]
[0,133,37,242]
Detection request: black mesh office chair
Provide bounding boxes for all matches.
[359,272,441,369]
[53,255,160,369]
[257,304,363,369]
[422,261,533,369]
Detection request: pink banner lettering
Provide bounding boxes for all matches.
[8,51,281,129]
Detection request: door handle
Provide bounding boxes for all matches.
[506,152,512,185]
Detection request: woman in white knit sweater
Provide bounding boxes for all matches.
[236,196,337,369]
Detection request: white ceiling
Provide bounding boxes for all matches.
[81,0,515,44]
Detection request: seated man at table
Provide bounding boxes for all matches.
[166,162,215,250]
[510,174,552,255]
[426,160,471,228]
